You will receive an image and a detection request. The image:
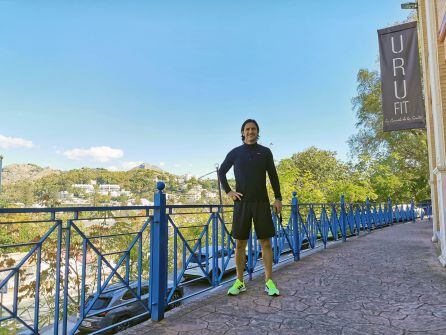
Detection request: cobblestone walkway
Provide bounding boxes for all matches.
[121,220,446,335]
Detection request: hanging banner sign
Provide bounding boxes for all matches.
[378,21,425,131]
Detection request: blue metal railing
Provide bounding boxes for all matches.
[0,181,431,334]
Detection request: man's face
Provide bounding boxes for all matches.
[242,122,258,144]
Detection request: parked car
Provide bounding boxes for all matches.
[78,280,183,334]
[183,246,236,280]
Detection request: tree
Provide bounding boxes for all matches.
[348,69,430,202]
[273,147,375,204]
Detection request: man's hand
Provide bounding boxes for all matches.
[273,200,282,214]
[227,191,243,201]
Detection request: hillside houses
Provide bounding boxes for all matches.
[1,164,223,207]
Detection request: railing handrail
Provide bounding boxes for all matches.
[0,205,155,214]
[1,201,428,214]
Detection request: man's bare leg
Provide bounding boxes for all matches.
[259,238,272,281]
[235,239,247,281]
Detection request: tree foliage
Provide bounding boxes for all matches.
[273,147,375,204]
[348,69,430,201]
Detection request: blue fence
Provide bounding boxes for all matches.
[0,182,432,334]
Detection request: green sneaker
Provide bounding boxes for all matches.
[265,279,280,296]
[227,279,246,296]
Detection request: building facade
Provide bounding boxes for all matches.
[418,0,446,265]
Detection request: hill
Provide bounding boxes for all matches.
[0,163,223,207]
[130,163,163,172]
[1,164,60,184]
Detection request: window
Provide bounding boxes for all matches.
[122,286,148,300]
[87,297,111,310]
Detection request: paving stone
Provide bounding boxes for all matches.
[175,306,214,319]
[252,297,273,307]
[248,318,282,331]
[119,221,446,335]
[206,321,230,333]
[305,324,344,335]
[304,313,349,327]
[378,310,408,320]
[200,313,237,324]
[342,323,404,335]
[179,330,216,335]
[391,313,446,332]
[123,325,178,335]
[224,326,268,335]
[165,319,208,332]
[432,304,446,318]
[361,313,391,326]
[406,331,446,335]
[324,301,363,311]
[269,298,309,312]
[223,315,250,328]
[279,317,312,331]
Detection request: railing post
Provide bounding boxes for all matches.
[291,192,300,261]
[62,219,72,335]
[331,203,338,240]
[247,231,253,280]
[272,212,279,264]
[388,197,392,225]
[309,205,316,248]
[321,205,328,247]
[340,195,347,241]
[211,210,219,286]
[379,204,383,225]
[354,204,360,236]
[149,182,168,321]
[348,203,355,236]
[53,220,62,335]
[366,197,371,232]
[411,199,415,222]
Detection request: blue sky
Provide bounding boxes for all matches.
[0,1,410,177]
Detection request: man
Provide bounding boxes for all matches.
[218,119,282,296]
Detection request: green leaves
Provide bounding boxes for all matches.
[272,147,375,204]
[348,69,429,202]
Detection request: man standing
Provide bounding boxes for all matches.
[218,119,282,296]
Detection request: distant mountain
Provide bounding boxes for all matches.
[130,163,163,172]
[1,163,60,184]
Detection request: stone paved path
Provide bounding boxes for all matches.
[121,220,446,335]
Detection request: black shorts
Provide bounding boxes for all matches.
[231,201,275,240]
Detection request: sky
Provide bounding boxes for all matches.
[0,1,411,178]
